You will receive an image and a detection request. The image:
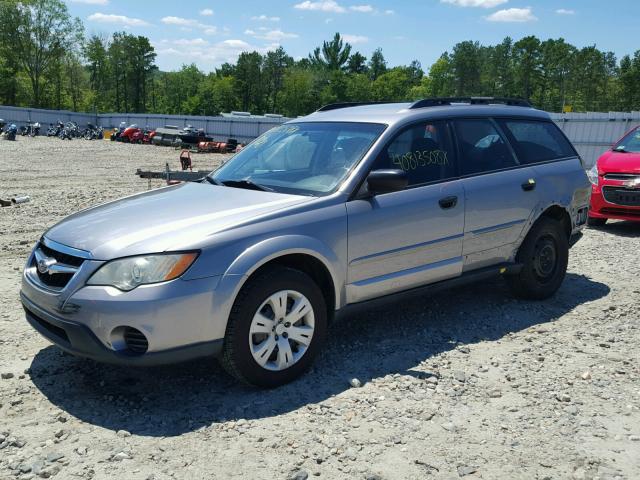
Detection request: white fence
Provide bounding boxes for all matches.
[2,105,640,166]
[549,111,640,167]
[0,105,288,144]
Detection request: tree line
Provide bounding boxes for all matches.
[1,0,640,118]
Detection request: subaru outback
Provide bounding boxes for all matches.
[21,98,591,387]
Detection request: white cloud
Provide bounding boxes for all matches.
[251,14,280,21]
[441,0,508,8]
[69,0,109,4]
[294,1,346,13]
[199,8,214,16]
[556,8,575,15]
[342,34,368,44]
[87,13,148,26]
[349,5,373,12]
[161,16,199,27]
[384,9,395,15]
[245,29,298,41]
[161,16,217,34]
[171,38,209,46]
[486,7,537,22]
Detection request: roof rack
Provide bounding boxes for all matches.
[316,101,393,112]
[409,97,531,109]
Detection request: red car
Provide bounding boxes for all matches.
[587,126,640,226]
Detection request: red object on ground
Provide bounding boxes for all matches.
[589,126,640,223]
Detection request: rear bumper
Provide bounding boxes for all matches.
[590,185,640,222]
[22,293,222,366]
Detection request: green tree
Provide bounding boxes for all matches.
[368,48,387,80]
[234,51,264,112]
[309,33,352,71]
[263,47,293,112]
[347,52,368,75]
[9,0,83,107]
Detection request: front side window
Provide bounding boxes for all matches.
[454,119,518,175]
[499,119,576,163]
[374,121,456,186]
[210,122,385,196]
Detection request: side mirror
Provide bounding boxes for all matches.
[366,169,408,195]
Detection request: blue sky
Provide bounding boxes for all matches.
[67,0,640,72]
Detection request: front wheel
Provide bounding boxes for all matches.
[507,217,569,300]
[221,267,327,387]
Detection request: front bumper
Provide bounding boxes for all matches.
[21,253,228,365]
[22,293,222,366]
[590,184,640,222]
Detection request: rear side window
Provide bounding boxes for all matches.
[498,120,576,164]
[374,120,456,186]
[453,119,518,175]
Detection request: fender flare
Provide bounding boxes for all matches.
[216,235,345,317]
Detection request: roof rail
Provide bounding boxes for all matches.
[409,97,532,109]
[316,101,392,112]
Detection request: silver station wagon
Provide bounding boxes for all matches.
[21,98,591,387]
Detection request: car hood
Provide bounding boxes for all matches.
[44,182,311,260]
[597,150,640,174]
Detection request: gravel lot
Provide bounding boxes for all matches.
[1,137,639,480]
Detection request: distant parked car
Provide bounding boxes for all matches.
[587,126,640,226]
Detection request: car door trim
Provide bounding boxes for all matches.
[349,232,464,266]
[469,219,526,236]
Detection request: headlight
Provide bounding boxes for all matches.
[586,164,599,186]
[87,252,198,291]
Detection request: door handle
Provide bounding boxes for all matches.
[521,179,536,191]
[438,195,458,209]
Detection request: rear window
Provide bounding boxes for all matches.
[498,120,575,164]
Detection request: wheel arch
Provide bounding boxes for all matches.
[220,236,344,322]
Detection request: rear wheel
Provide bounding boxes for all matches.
[587,216,607,227]
[221,266,327,388]
[508,217,569,300]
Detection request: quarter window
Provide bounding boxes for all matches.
[499,120,576,164]
[453,119,518,175]
[374,121,456,186]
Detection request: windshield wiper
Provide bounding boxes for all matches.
[221,179,274,192]
[203,176,222,185]
[614,146,629,153]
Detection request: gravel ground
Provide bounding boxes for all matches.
[0,137,639,480]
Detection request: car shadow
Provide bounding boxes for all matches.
[590,220,640,238]
[29,272,609,437]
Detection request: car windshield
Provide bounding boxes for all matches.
[613,128,640,153]
[209,122,385,196]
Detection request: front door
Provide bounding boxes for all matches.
[346,120,465,304]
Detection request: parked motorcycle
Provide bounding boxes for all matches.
[3,124,17,141]
[47,121,64,137]
[23,122,41,137]
[83,124,103,140]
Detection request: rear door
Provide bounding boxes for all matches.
[453,118,540,271]
[346,120,464,303]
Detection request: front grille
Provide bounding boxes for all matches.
[39,243,84,267]
[123,327,148,354]
[33,242,84,289]
[602,187,640,207]
[24,307,70,343]
[603,173,640,181]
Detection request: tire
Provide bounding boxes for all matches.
[221,266,327,388]
[507,217,569,300]
[587,216,607,227]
